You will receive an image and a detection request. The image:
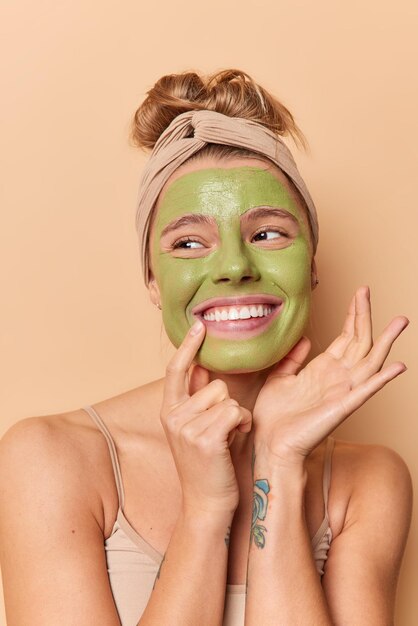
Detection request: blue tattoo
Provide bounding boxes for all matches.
[251,478,270,549]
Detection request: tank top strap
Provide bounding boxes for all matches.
[82,404,125,510]
[322,436,335,520]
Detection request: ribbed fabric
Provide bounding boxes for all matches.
[83,404,334,626]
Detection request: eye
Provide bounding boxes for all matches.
[172,236,205,249]
[251,228,288,242]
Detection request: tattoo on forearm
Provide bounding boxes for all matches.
[152,553,166,590]
[224,525,231,548]
[251,478,270,549]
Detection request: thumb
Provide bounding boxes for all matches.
[266,336,312,380]
[188,364,210,395]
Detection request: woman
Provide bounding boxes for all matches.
[0,69,412,626]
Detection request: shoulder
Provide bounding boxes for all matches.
[0,413,124,624]
[0,414,76,479]
[330,437,412,541]
[321,438,412,621]
[0,410,115,533]
[0,410,103,475]
[331,437,412,493]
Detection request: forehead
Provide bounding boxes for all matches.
[154,158,306,226]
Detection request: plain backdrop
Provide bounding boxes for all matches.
[1,0,417,623]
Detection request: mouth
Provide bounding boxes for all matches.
[191,294,284,340]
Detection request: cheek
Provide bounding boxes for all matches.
[158,258,206,300]
[263,243,312,343]
[157,258,207,346]
[258,242,312,294]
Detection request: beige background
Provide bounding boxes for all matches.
[1,0,417,623]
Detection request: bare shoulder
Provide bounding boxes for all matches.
[331,437,412,491]
[0,411,122,625]
[328,437,413,541]
[321,439,412,622]
[0,410,116,533]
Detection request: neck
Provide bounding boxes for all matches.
[208,368,269,412]
[208,366,272,458]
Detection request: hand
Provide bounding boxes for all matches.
[160,320,252,514]
[252,286,409,467]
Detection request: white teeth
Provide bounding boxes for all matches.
[202,304,275,322]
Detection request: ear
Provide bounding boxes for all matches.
[148,276,161,308]
[311,258,319,290]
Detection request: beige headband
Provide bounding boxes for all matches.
[135,109,319,285]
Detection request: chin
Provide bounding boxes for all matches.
[195,349,285,375]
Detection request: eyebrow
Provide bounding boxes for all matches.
[160,206,299,239]
[242,206,299,225]
[160,214,215,238]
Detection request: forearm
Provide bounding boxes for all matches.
[138,508,233,626]
[244,448,332,626]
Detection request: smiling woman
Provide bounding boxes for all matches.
[149,163,314,371]
[0,69,412,626]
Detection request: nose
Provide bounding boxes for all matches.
[210,239,261,285]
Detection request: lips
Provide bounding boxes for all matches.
[191,294,284,340]
[191,294,284,316]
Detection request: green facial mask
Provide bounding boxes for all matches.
[151,166,313,372]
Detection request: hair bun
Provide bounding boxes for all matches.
[131,69,305,151]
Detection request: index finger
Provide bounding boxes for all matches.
[163,319,206,409]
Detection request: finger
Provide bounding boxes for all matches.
[342,286,373,365]
[350,316,409,386]
[179,378,230,416]
[266,336,311,379]
[340,360,407,419]
[326,292,356,358]
[235,407,253,433]
[189,364,210,396]
[179,400,251,441]
[163,320,206,409]
[202,405,253,443]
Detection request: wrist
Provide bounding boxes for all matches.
[179,506,233,545]
[253,441,308,486]
[181,503,235,526]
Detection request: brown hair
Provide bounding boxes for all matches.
[131,69,313,264]
[131,69,307,152]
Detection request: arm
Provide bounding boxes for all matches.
[0,322,251,626]
[244,448,332,626]
[245,444,412,626]
[0,418,122,626]
[322,444,412,624]
[0,418,233,626]
[143,317,252,626]
[244,287,411,625]
[139,508,232,626]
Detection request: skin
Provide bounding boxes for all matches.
[149,160,315,373]
[0,155,411,625]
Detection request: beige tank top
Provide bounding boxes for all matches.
[83,404,335,626]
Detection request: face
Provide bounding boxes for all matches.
[149,158,315,373]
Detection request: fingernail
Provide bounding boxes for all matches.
[402,317,410,328]
[190,319,204,335]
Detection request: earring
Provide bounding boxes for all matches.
[156,303,162,310]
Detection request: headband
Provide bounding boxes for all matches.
[135,109,319,285]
